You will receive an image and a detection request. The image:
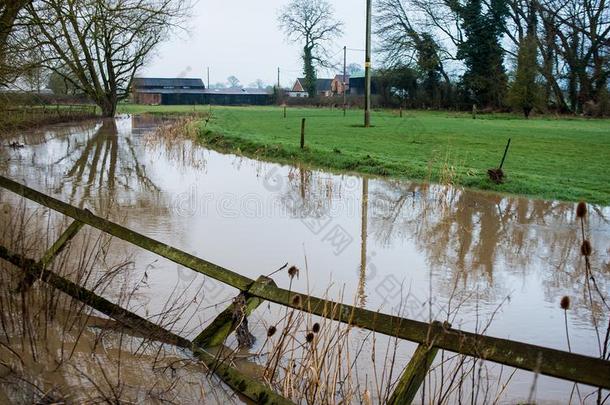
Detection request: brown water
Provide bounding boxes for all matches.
[1,116,608,403]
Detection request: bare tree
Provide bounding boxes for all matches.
[376,0,452,96]
[278,0,343,98]
[17,0,191,116]
[227,75,241,88]
[347,63,363,75]
[493,0,609,113]
[535,0,610,113]
[0,1,31,85]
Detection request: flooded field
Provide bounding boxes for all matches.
[1,116,608,403]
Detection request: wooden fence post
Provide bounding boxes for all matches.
[300,118,306,149]
[193,276,275,348]
[388,321,445,405]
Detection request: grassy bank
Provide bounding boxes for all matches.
[119,105,610,205]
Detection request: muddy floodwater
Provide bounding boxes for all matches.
[1,116,609,403]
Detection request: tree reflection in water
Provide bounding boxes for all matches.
[2,116,608,338]
[368,180,608,324]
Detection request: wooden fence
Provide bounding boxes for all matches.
[0,174,608,404]
[0,104,97,130]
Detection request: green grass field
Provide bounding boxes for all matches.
[118,104,610,205]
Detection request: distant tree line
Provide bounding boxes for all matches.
[376,0,610,117]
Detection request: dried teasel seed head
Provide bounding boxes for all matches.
[305,332,315,343]
[288,265,300,279]
[576,202,587,219]
[292,294,301,306]
[363,389,372,405]
[560,296,571,310]
[581,240,592,257]
[267,326,277,337]
[312,323,320,334]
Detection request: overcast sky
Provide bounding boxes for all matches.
[142,0,373,88]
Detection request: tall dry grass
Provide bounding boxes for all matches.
[0,199,237,404]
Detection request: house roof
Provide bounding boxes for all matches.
[316,78,333,91]
[296,78,333,92]
[206,87,270,95]
[135,87,270,95]
[133,77,205,89]
[349,71,379,79]
[333,74,350,83]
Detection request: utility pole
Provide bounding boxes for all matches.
[343,45,347,117]
[364,0,372,127]
[207,67,210,89]
[277,67,281,88]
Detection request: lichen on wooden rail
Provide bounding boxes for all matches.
[193,348,295,405]
[246,279,610,389]
[388,321,444,404]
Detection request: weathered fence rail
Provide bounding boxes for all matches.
[0,174,609,403]
[2,104,97,116]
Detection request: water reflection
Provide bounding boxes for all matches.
[358,178,369,308]
[1,116,609,402]
[367,179,608,315]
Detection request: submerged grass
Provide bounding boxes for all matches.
[119,104,610,205]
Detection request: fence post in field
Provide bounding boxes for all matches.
[284,104,287,118]
[300,118,306,149]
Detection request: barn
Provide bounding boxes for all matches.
[132,78,206,105]
[132,78,271,105]
[349,71,379,96]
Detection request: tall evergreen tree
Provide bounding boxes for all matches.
[451,0,509,108]
[508,3,539,118]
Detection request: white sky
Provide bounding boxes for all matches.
[142,0,373,88]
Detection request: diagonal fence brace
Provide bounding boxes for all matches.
[0,244,295,405]
[17,219,85,292]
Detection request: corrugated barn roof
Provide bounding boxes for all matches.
[133,77,205,89]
